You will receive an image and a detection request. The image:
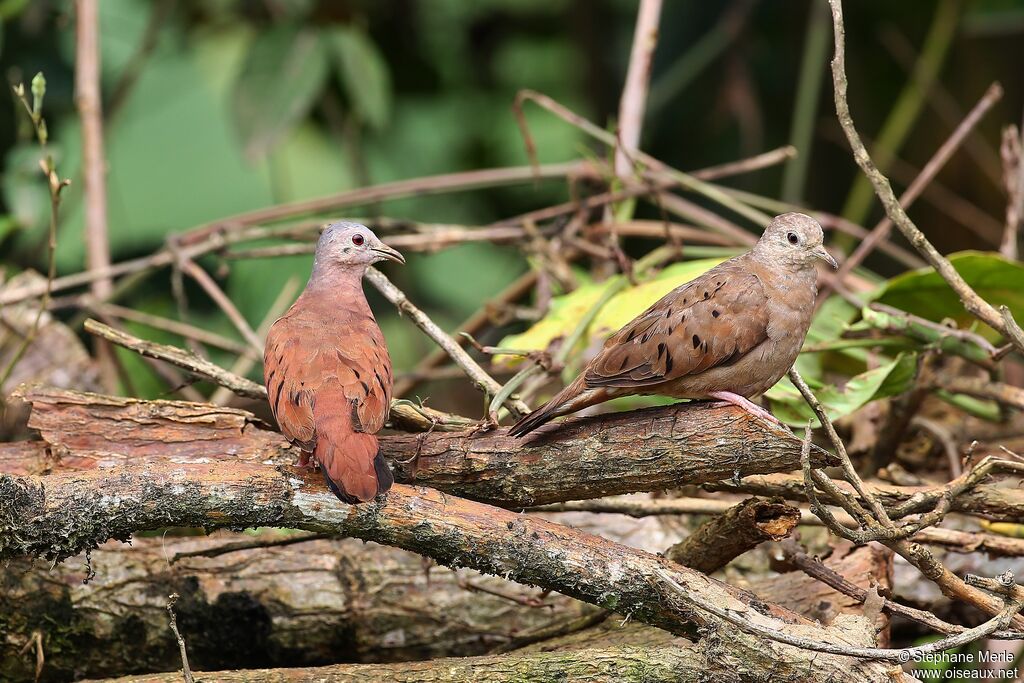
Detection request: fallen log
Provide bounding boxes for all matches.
[0,534,585,682]
[0,467,899,681]
[83,645,710,683]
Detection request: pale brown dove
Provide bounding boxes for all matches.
[509,212,837,436]
[264,222,404,503]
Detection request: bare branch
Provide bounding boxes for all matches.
[827,0,1024,353]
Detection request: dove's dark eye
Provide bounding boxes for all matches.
[352,234,365,246]
[787,232,799,245]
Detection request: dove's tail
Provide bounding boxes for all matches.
[314,401,393,503]
[508,376,608,437]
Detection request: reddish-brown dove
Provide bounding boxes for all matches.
[510,212,837,437]
[264,222,404,503]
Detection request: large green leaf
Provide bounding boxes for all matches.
[232,24,329,159]
[498,258,725,366]
[327,26,392,130]
[874,251,1024,332]
[764,352,918,427]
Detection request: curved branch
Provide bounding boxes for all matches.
[0,467,896,681]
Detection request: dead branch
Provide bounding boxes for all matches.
[613,0,661,178]
[0,162,588,309]
[8,384,835,507]
[0,533,588,680]
[827,0,1024,352]
[829,82,1003,291]
[82,319,474,431]
[80,645,722,683]
[0,470,898,680]
[365,268,530,419]
[75,0,116,391]
[539,496,1024,557]
[664,497,800,573]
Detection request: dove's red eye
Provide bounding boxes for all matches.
[352,234,365,246]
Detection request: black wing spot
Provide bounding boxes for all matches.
[664,308,672,318]
[618,355,631,371]
[712,310,720,318]
[692,334,701,349]
[273,380,285,411]
[353,367,361,379]
[703,291,710,300]
[665,352,674,374]
[359,380,370,395]
[657,342,666,359]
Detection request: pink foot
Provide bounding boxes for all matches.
[709,391,782,426]
[296,451,317,469]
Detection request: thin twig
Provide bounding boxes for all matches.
[209,276,300,406]
[655,567,1022,662]
[365,268,530,419]
[1001,120,1023,260]
[84,318,265,399]
[179,258,263,353]
[0,77,69,393]
[514,90,772,227]
[829,82,1003,293]
[614,0,662,179]
[828,0,1024,354]
[82,300,250,354]
[779,540,1024,640]
[171,532,334,563]
[0,163,588,308]
[166,593,194,683]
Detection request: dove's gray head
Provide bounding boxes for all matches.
[753,212,837,270]
[312,222,405,275]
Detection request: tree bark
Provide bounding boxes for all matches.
[0,534,588,682]
[665,497,801,572]
[8,385,836,507]
[83,645,716,683]
[0,467,899,682]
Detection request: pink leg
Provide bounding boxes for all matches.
[709,391,781,426]
[296,450,317,469]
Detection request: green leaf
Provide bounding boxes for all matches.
[874,251,1024,334]
[497,258,726,368]
[764,352,919,427]
[327,26,392,130]
[232,24,329,158]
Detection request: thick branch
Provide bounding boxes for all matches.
[0,467,897,680]
[9,385,836,507]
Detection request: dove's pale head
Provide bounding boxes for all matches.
[312,222,405,274]
[753,212,837,270]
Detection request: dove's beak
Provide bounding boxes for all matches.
[373,243,405,265]
[813,245,838,270]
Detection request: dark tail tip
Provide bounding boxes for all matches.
[508,406,555,438]
[319,451,394,504]
[373,451,394,494]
